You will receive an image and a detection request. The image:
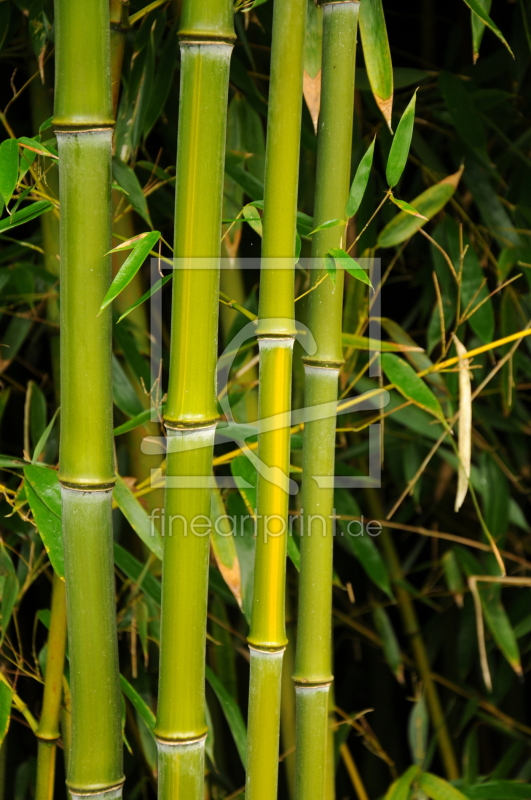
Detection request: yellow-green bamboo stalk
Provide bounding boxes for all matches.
[35,574,67,800]
[293,4,359,798]
[54,0,123,796]
[245,1,306,799]
[153,2,235,796]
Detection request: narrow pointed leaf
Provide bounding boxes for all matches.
[32,407,60,464]
[0,681,12,745]
[18,137,58,160]
[381,353,444,420]
[328,247,373,288]
[0,139,19,205]
[100,230,160,312]
[359,0,393,128]
[309,218,345,235]
[454,337,471,511]
[113,475,163,560]
[373,607,404,682]
[418,772,469,800]
[210,489,242,608]
[389,194,427,220]
[112,157,152,227]
[461,0,513,56]
[384,765,420,800]
[386,90,417,188]
[0,201,53,233]
[117,272,172,323]
[24,469,64,579]
[346,137,376,218]
[377,167,463,248]
[120,674,156,733]
[205,665,247,769]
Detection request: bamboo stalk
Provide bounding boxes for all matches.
[293,4,359,799]
[35,574,67,800]
[54,0,123,796]
[245,1,306,798]
[153,2,235,796]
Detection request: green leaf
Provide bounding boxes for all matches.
[346,137,376,219]
[309,218,345,235]
[100,231,160,312]
[0,139,19,205]
[373,606,403,681]
[377,168,462,248]
[324,253,336,284]
[113,405,164,436]
[464,781,531,799]
[460,0,513,56]
[242,203,262,236]
[359,0,394,128]
[418,772,469,800]
[120,674,156,733]
[438,72,488,156]
[114,475,163,560]
[231,455,257,516]
[117,273,172,324]
[0,201,53,233]
[0,681,12,745]
[389,194,427,220]
[205,666,247,769]
[471,0,492,62]
[210,489,242,606]
[0,571,18,646]
[17,137,58,161]
[112,158,152,227]
[328,247,373,288]
[342,331,424,353]
[112,356,144,418]
[381,353,444,420]
[23,466,64,578]
[113,543,161,607]
[336,489,393,598]
[386,90,417,188]
[32,407,60,464]
[384,765,420,800]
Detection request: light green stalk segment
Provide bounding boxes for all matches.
[294,5,359,798]
[294,687,329,800]
[359,0,393,129]
[57,130,114,488]
[256,0,307,336]
[246,649,285,800]
[155,428,216,740]
[165,42,233,426]
[54,0,113,126]
[61,488,123,794]
[157,741,206,800]
[35,574,67,800]
[156,3,234,797]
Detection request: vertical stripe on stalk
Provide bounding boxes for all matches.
[154,3,234,797]
[294,4,359,799]
[54,0,122,792]
[245,0,306,798]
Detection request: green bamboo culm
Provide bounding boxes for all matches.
[293,4,359,798]
[153,1,235,796]
[54,0,123,796]
[245,0,306,798]
[35,574,67,800]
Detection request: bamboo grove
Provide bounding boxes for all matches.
[1,0,531,798]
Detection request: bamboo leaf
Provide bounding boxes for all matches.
[309,218,345,235]
[336,489,393,598]
[464,781,531,798]
[325,253,336,284]
[32,406,60,464]
[386,91,417,188]
[389,194,427,220]
[438,72,488,157]
[377,167,463,248]
[328,247,373,288]
[113,543,161,607]
[114,405,164,436]
[459,0,513,56]
[120,674,156,733]
[359,0,394,129]
[117,273,172,324]
[112,356,145,418]
[418,772,469,800]
[242,203,262,236]
[231,455,257,516]
[471,0,492,62]
[23,466,64,578]
[381,353,445,420]
[113,475,163,560]
[210,489,242,608]
[384,765,420,800]
[100,230,160,312]
[112,157,152,227]
[17,137,58,161]
[454,336,472,512]
[346,137,376,218]
[342,332,424,353]
[0,201,54,233]
[442,550,464,608]
[0,681,12,745]
[373,607,403,682]
[0,139,19,205]
[205,665,247,769]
